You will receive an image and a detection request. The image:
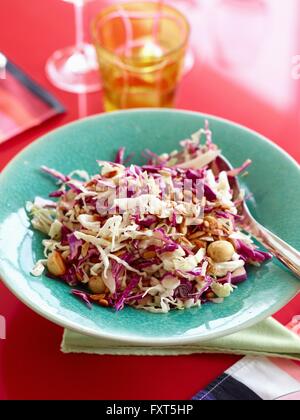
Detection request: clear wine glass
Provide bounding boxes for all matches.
[46,0,101,93]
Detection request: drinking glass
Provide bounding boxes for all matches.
[92,1,190,111]
[46,0,101,93]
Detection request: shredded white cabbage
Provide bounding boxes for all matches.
[179,149,220,170]
[212,260,245,277]
[77,214,101,232]
[49,220,62,240]
[30,260,47,277]
[211,282,234,298]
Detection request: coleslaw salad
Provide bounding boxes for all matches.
[27,123,271,313]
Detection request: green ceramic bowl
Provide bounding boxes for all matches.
[0,110,299,344]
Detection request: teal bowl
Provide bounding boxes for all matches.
[0,110,299,344]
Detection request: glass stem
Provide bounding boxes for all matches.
[74,1,85,53]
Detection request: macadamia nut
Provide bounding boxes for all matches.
[207,240,235,263]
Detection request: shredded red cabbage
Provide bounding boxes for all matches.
[204,184,217,201]
[68,233,83,260]
[227,159,252,178]
[135,215,157,227]
[71,289,92,309]
[49,190,65,198]
[41,166,70,183]
[114,275,141,311]
[236,240,272,263]
[115,147,125,165]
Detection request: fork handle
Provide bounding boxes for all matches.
[249,222,300,278]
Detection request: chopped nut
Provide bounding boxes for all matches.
[195,276,205,284]
[179,236,194,248]
[76,272,83,282]
[220,205,231,211]
[81,242,90,258]
[113,250,125,257]
[142,251,157,259]
[99,299,109,307]
[103,170,118,179]
[204,216,218,230]
[88,276,106,294]
[211,229,225,237]
[90,294,106,301]
[47,251,66,276]
[193,239,207,250]
[188,231,205,240]
[83,263,90,273]
[179,222,187,235]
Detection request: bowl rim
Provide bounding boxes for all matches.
[0,108,299,345]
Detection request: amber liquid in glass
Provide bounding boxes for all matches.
[100,41,184,111]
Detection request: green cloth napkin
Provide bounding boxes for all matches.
[61,318,300,360]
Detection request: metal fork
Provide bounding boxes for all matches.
[215,155,300,278]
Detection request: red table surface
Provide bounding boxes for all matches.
[0,0,300,400]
